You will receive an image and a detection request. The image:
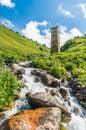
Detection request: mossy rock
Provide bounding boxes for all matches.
[60,125,67,130]
[61,113,71,123]
[7,102,14,111]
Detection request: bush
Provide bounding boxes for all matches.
[0,67,19,110]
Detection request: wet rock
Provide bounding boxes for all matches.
[51,79,60,88]
[45,88,49,92]
[60,124,67,130]
[73,106,80,115]
[68,100,71,106]
[59,87,69,98]
[0,108,61,130]
[19,61,31,67]
[34,76,40,83]
[60,79,67,87]
[11,64,25,76]
[31,69,60,87]
[61,112,71,123]
[2,107,8,111]
[26,92,31,97]
[69,79,84,94]
[26,92,71,117]
[0,112,5,119]
[13,94,20,101]
[76,88,86,109]
[50,89,58,96]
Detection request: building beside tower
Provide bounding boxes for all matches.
[50,26,60,54]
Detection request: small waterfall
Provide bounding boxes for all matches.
[0,67,86,130]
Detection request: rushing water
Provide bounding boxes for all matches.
[0,67,86,130]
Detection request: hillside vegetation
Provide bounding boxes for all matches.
[0,24,86,110]
[0,24,49,64]
[0,24,49,110]
[31,36,86,85]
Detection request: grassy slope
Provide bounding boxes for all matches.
[0,24,49,63]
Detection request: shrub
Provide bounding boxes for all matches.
[0,67,19,110]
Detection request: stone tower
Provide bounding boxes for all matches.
[50,26,60,54]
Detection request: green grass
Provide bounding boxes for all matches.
[0,24,49,63]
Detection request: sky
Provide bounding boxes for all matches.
[0,0,86,47]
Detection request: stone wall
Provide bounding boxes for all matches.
[50,26,60,54]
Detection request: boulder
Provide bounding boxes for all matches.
[26,92,71,117]
[0,107,61,130]
[59,87,69,98]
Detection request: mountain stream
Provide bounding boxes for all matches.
[0,67,86,130]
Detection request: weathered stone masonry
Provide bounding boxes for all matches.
[50,26,60,54]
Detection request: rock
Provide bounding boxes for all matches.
[50,89,58,96]
[26,92,71,117]
[0,107,61,130]
[2,107,8,111]
[0,112,5,118]
[51,79,60,88]
[45,88,49,92]
[11,64,25,76]
[60,79,66,87]
[40,74,53,86]
[69,79,84,94]
[26,92,31,97]
[59,87,69,98]
[60,124,67,130]
[31,69,60,87]
[13,94,20,100]
[76,88,86,109]
[19,61,31,67]
[61,112,71,123]
[34,76,40,83]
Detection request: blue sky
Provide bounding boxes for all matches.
[0,0,86,47]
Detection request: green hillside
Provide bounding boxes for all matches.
[61,36,86,51]
[0,24,49,64]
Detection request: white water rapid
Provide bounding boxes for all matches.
[0,67,86,130]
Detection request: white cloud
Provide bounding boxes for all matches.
[0,19,14,28]
[21,21,83,48]
[0,0,15,8]
[58,5,75,18]
[77,3,86,18]
[21,21,51,48]
[59,26,83,45]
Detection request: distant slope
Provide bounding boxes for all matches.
[61,36,86,52]
[0,24,49,63]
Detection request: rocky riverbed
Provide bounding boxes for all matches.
[0,62,86,130]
